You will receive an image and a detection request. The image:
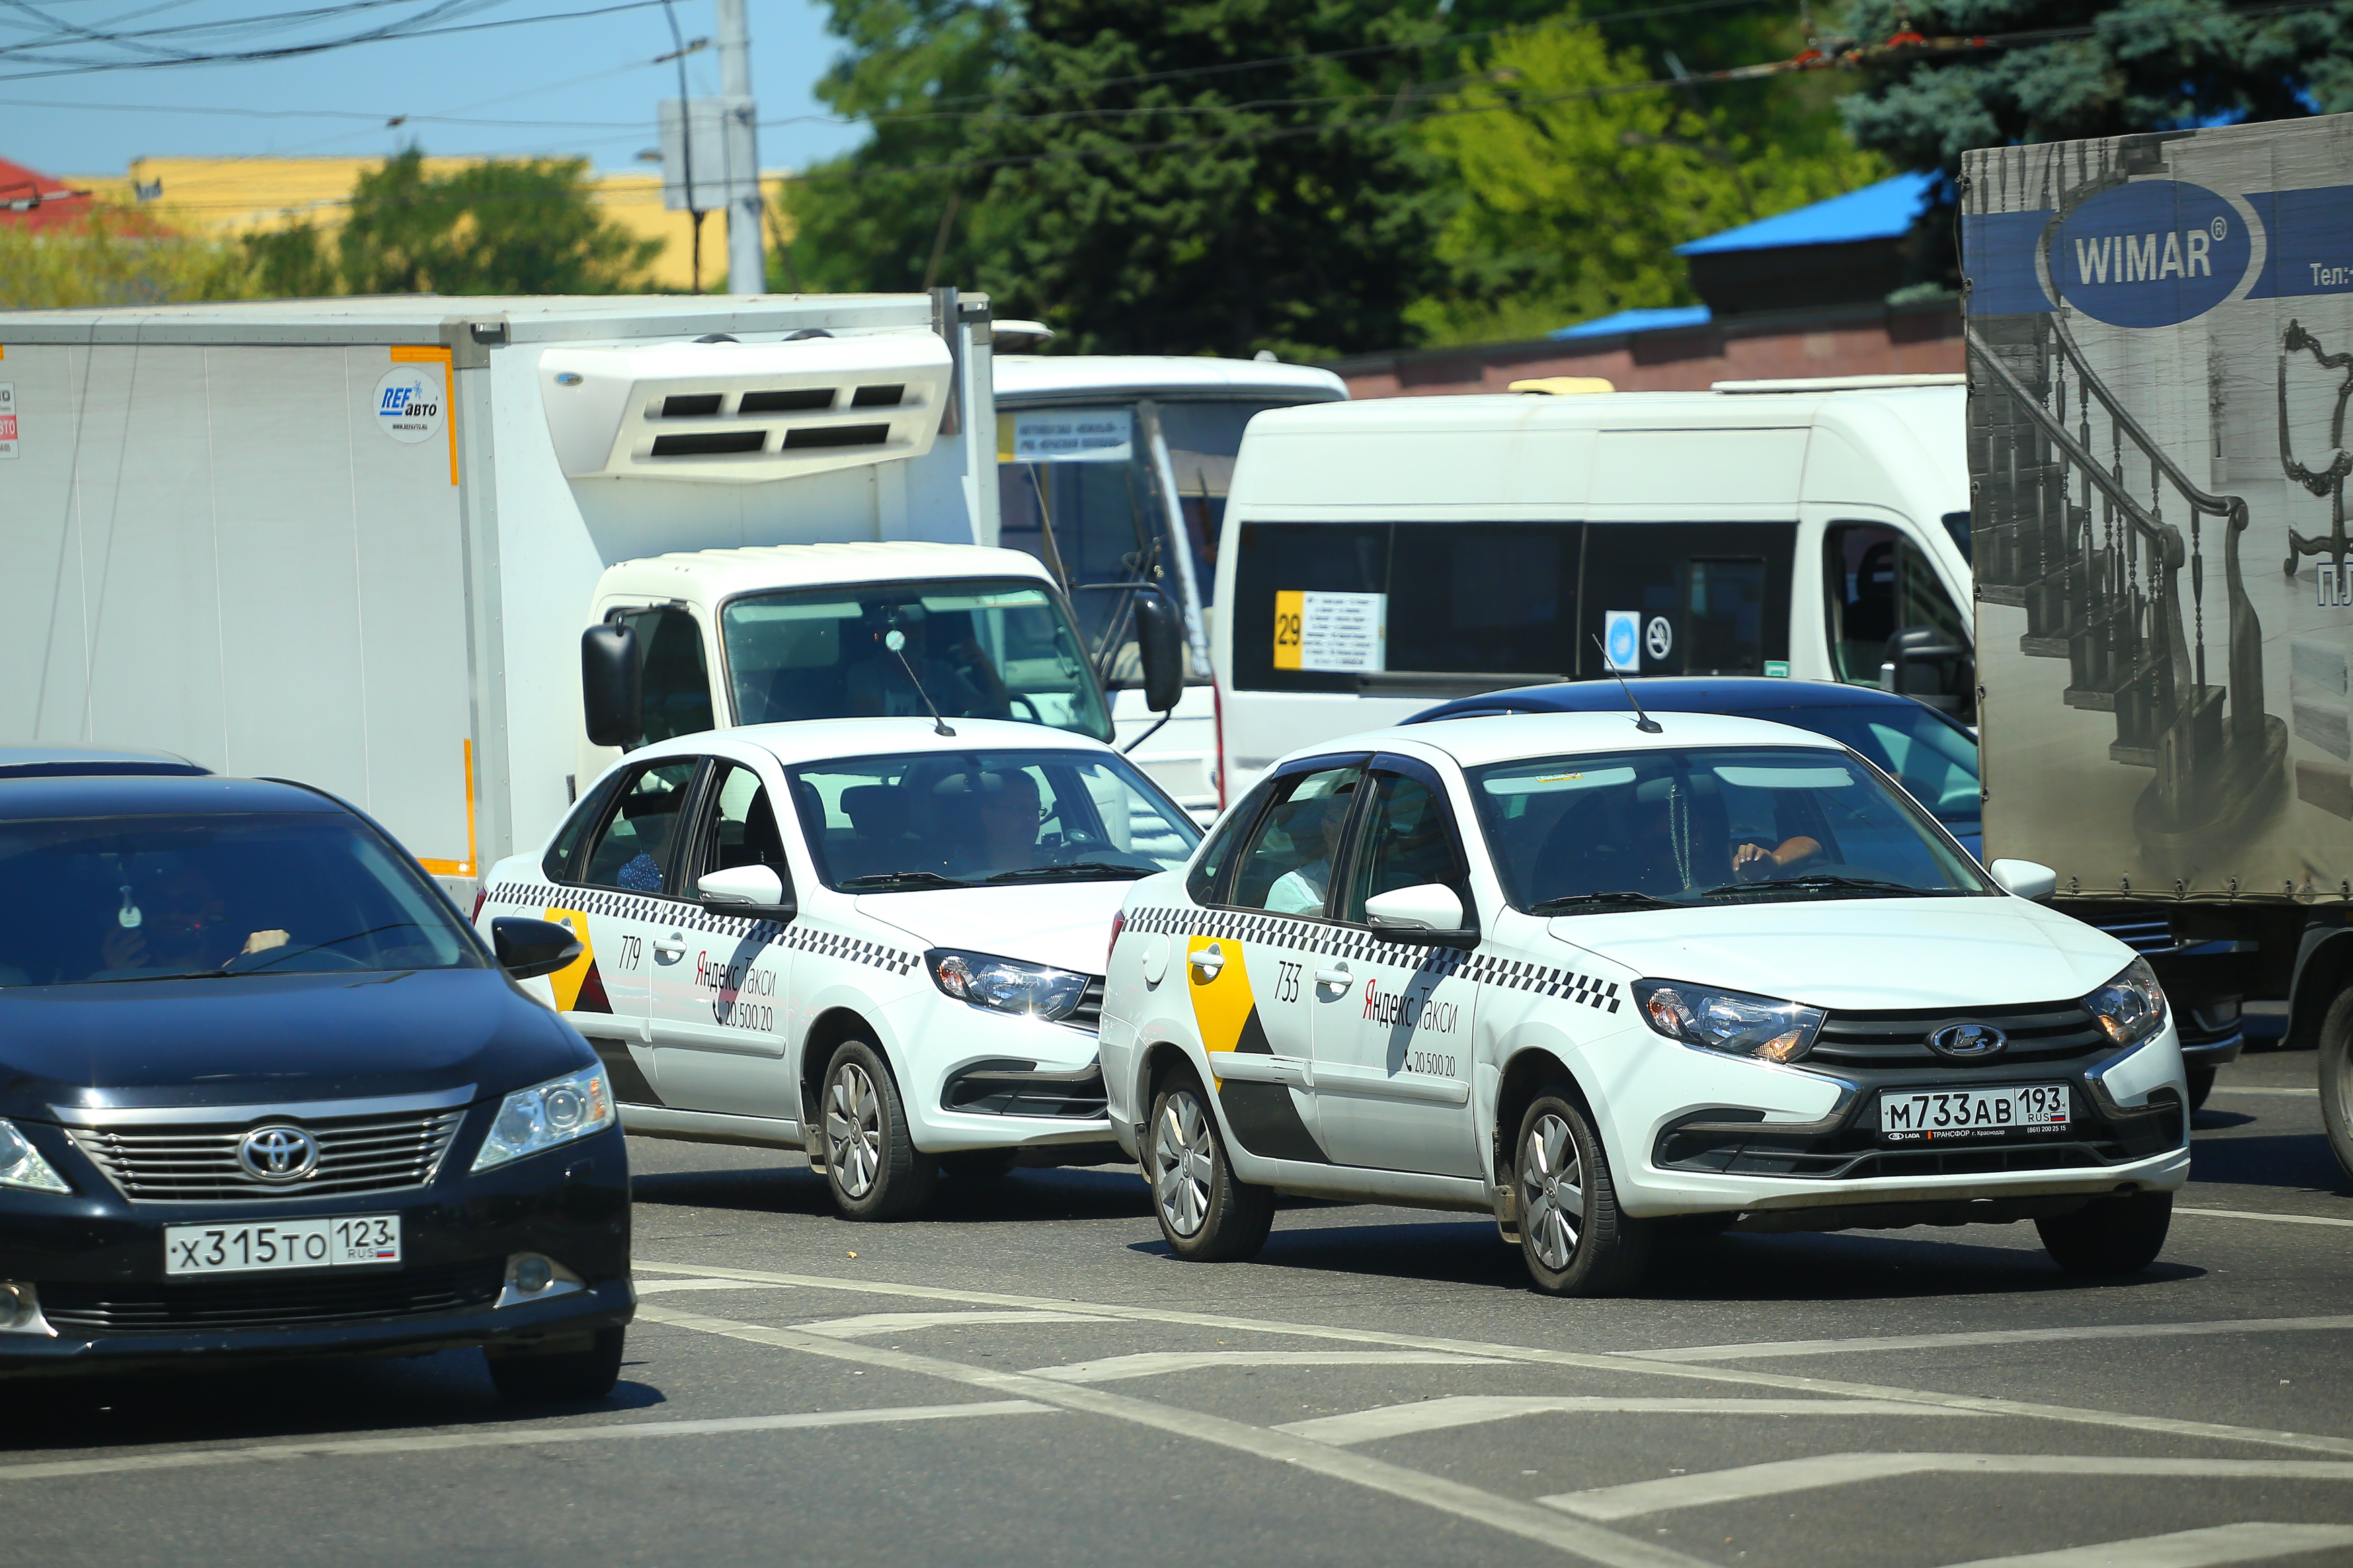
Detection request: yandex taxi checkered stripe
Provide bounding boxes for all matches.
[485,879,921,976]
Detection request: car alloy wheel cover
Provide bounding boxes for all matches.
[1520,1112,1585,1272]
[826,1061,883,1199]
[1152,1091,1214,1238]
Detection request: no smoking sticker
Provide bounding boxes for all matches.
[372,364,444,445]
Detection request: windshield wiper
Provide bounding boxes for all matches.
[835,870,973,892]
[99,968,243,983]
[1526,891,1682,915]
[1701,875,1946,899]
[986,861,1156,884]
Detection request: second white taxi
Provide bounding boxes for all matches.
[1099,710,2188,1294]
[479,718,1199,1219]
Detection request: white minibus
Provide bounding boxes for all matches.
[1210,375,1972,806]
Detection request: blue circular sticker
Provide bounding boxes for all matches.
[2050,180,2249,328]
[1605,613,1639,669]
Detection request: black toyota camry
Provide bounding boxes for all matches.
[0,770,632,1400]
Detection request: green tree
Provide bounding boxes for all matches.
[336,148,663,295]
[240,221,345,298]
[0,208,259,308]
[1414,15,1880,343]
[1838,0,2353,288]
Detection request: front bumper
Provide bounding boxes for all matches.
[888,991,1114,1153]
[0,1122,631,1374]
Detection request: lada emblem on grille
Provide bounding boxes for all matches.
[237,1125,320,1182]
[1927,1024,2008,1059]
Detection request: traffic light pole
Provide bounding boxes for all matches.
[716,0,764,295]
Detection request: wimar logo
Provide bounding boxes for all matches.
[2052,179,2249,328]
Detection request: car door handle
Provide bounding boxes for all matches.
[1315,964,1352,989]
[653,932,686,962]
[1188,944,1225,977]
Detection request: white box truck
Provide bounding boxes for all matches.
[1964,110,2353,1169]
[0,291,1167,897]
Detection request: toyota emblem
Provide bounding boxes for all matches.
[237,1125,320,1182]
[1927,1024,2008,1059]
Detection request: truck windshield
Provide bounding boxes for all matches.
[0,813,481,985]
[722,578,1113,743]
[1467,747,1991,915]
[787,748,1200,890]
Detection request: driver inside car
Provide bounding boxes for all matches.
[95,862,287,977]
[943,768,1047,878]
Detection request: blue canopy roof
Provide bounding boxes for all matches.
[1548,303,1712,341]
[1673,170,1937,257]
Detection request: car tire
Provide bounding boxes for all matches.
[2321,987,2353,1184]
[1146,1074,1273,1262]
[1515,1089,1650,1297]
[2035,1191,2173,1276]
[821,1040,937,1221]
[939,1149,1018,1182]
[486,1327,624,1403]
[2186,1065,2217,1113]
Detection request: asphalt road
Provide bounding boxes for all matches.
[11,1046,2352,1568]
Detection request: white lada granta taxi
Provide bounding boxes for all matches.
[477,718,1200,1220]
[1099,710,2189,1295]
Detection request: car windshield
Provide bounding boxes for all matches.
[1761,704,1980,830]
[0,813,481,985]
[1467,746,1991,914]
[787,749,1200,891]
[722,577,1113,743]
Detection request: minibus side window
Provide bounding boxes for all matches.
[1823,522,1970,686]
[1579,522,1794,677]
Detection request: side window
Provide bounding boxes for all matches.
[699,763,792,883]
[622,607,715,747]
[1226,763,1363,915]
[1824,523,1969,684]
[544,772,625,882]
[1186,779,1273,905]
[1340,772,1469,923]
[581,759,701,894]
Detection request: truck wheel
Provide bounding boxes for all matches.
[486,1327,624,1403]
[1146,1075,1273,1262]
[820,1040,937,1221]
[2187,1066,2217,1112]
[2321,988,2353,1183]
[2036,1191,2172,1276]
[1515,1089,1651,1297]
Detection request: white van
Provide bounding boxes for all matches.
[1209,376,1972,807]
[993,352,1346,816]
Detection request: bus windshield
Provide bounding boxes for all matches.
[721,578,1113,743]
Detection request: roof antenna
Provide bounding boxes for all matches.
[1591,634,1663,733]
[885,628,955,737]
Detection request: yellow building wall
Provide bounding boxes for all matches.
[64,155,792,293]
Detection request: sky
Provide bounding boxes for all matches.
[0,0,871,177]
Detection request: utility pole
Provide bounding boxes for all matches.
[715,0,764,295]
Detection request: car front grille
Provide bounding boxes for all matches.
[40,1261,504,1335]
[1810,999,2110,1067]
[1062,977,1105,1034]
[66,1106,467,1204]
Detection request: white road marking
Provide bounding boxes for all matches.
[1024,1351,1507,1384]
[1542,1453,2353,1521]
[0,1401,1053,1484]
[1279,1396,1987,1446]
[632,1278,797,1294]
[2210,1086,2320,1098]
[798,1310,1115,1338]
[635,1305,1712,1568]
[1936,1522,2353,1568]
[2176,1207,2353,1231]
[1621,1315,2353,1364]
[635,1263,2353,1458]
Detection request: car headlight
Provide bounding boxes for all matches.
[1632,979,1825,1063]
[0,1119,69,1194]
[2084,957,2167,1046]
[472,1065,614,1172]
[927,948,1089,1021]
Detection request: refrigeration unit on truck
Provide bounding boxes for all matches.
[0,292,1165,901]
[1963,111,2353,1169]
[1209,378,1975,806]
[990,339,1346,816]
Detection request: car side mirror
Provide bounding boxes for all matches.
[1364,884,1476,944]
[1133,591,1186,714]
[582,620,642,749]
[492,916,582,981]
[1880,626,1973,718]
[696,864,796,921]
[1988,858,2057,902]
